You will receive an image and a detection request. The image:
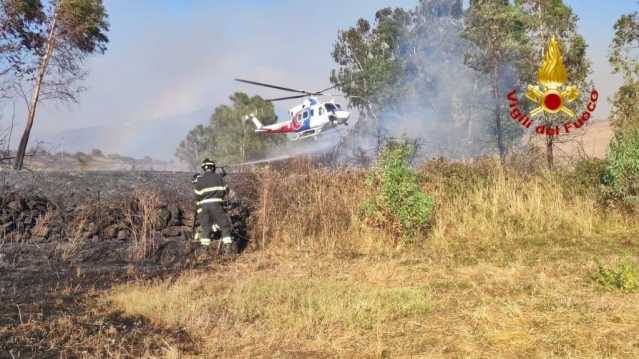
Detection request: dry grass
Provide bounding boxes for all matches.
[422,161,634,264]
[124,190,163,261]
[108,160,639,358]
[60,205,93,259]
[252,166,379,252]
[31,209,54,238]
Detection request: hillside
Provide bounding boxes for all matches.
[525,120,615,161]
[1,150,189,172]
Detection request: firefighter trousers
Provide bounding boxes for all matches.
[197,202,233,243]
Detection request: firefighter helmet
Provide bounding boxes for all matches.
[201,158,216,171]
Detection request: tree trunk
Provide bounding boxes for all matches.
[492,65,506,164]
[13,7,59,170]
[546,135,554,169]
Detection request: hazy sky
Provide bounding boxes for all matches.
[4,0,635,159]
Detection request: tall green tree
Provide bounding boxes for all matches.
[517,0,592,168]
[403,0,502,158]
[176,92,283,170]
[330,6,411,142]
[175,124,213,171]
[609,5,639,131]
[7,0,109,170]
[462,0,529,164]
[601,3,639,204]
[332,0,501,160]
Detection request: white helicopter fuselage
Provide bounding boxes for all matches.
[248,97,350,140]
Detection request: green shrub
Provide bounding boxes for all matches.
[593,258,639,292]
[360,143,434,239]
[560,158,606,197]
[602,129,639,205]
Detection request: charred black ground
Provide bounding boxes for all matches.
[0,170,258,358]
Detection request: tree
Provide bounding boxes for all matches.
[330,7,411,150]
[516,0,592,168]
[176,124,214,171]
[9,0,109,170]
[176,92,283,169]
[406,0,499,159]
[601,3,639,205]
[0,1,42,100]
[609,6,639,131]
[332,0,502,161]
[462,0,529,164]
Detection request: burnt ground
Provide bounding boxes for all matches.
[0,171,259,358]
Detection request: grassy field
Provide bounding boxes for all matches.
[108,158,639,358]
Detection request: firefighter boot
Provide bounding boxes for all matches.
[221,236,239,256]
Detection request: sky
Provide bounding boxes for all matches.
[2,0,636,160]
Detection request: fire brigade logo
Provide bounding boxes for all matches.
[506,35,598,137]
[291,111,303,130]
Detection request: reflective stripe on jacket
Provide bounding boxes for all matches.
[192,170,228,204]
[197,198,224,205]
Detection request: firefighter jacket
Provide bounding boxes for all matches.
[192,170,228,206]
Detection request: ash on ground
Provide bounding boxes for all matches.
[0,170,256,358]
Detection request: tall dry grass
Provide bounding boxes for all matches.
[252,165,382,252]
[421,160,635,260]
[123,190,163,261]
[250,159,636,257]
[108,159,639,358]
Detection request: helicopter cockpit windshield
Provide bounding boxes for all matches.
[325,103,339,112]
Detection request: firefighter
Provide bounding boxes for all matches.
[192,158,238,255]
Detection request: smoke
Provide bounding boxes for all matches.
[334,0,507,165]
[262,124,351,161]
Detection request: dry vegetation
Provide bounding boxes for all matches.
[108,159,639,358]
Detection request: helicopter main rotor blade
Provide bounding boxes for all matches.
[265,94,309,102]
[235,78,313,95]
[316,84,339,93]
[316,77,360,94]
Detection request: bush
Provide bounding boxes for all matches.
[593,258,639,292]
[360,144,434,239]
[601,129,639,205]
[560,158,606,197]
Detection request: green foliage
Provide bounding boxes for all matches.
[563,158,606,197]
[331,1,499,158]
[0,0,109,63]
[610,80,639,131]
[609,10,639,131]
[59,0,109,53]
[330,8,411,117]
[605,8,639,207]
[462,0,529,162]
[593,258,639,293]
[517,0,593,140]
[602,128,639,204]
[176,92,284,169]
[516,0,591,86]
[463,1,529,76]
[175,124,212,171]
[360,143,434,239]
[610,11,639,82]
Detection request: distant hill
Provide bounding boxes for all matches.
[524,119,614,161]
[0,149,189,172]
[34,109,210,161]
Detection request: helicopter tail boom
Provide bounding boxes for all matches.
[244,114,265,131]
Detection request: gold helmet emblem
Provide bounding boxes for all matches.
[526,35,579,117]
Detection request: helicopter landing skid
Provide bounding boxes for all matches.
[294,128,322,141]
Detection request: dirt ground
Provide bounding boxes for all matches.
[0,238,213,358]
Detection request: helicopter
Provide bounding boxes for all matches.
[235,78,351,141]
